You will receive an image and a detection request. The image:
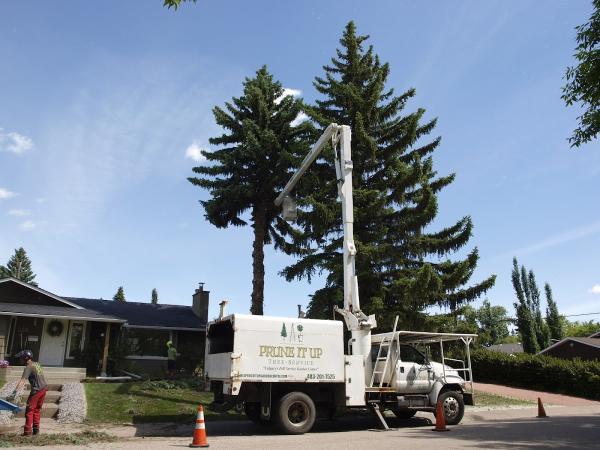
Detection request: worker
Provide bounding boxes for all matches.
[166,341,178,379]
[12,350,48,436]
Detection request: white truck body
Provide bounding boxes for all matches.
[206,314,347,392]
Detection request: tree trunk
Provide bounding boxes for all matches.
[250,205,267,315]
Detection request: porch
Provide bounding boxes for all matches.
[0,315,123,377]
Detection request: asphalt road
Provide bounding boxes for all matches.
[28,404,600,450]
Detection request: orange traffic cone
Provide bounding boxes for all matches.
[190,405,210,448]
[432,400,450,432]
[537,397,548,418]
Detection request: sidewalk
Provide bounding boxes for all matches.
[473,382,599,406]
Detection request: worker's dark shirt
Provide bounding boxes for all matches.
[22,362,47,395]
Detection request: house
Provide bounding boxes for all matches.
[0,277,209,377]
[538,336,600,361]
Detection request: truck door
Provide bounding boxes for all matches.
[396,345,434,393]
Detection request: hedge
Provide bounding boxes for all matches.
[471,349,600,400]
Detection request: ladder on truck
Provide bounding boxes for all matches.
[369,316,399,388]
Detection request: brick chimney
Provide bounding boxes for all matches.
[192,282,209,322]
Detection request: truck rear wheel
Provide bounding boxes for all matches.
[274,392,316,434]
[437,391,464,425]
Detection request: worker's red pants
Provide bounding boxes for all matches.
[24,387,47,434]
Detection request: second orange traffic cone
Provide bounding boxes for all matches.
[433,400,450,432]
[190,405,210,448]
[537,397,548,418]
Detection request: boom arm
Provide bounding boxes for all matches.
[275,124,376,333]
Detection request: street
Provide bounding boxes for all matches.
[27,404,600,450]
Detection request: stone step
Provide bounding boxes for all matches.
[5,374,85,383]
[15,402,59,418]
[23,384,63,392]
[4,366,86,375]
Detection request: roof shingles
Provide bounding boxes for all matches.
[67,297,205,330]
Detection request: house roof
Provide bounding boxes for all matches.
[0,277,83,309]
[0,302,125,323]
[67,297,206,330]
[589,331,600,339]
[538,337,600,355]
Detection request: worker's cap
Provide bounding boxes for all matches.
[166,341,173,347]
[15,350,33,361]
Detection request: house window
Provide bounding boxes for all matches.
[126,329,171,357]
[67,322,85,359]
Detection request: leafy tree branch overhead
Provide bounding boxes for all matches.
[562,0,600,148]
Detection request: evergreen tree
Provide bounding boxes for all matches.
[151,288,159,305]
[188,66,310,315]
[562,0,600,147]
[511,257,539,353]
[0,247,37,285]
[545,283,563,341]
[113,286,126,303]
[283,22,495,329]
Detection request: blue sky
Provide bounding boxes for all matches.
[0,0,599,322]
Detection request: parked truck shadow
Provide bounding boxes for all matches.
[129,414,433,437]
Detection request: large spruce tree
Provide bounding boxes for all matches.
[283,22,495,329]
[189,67,310,315]
[0,247,37,285]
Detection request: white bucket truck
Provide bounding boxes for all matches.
[205,124,476,434]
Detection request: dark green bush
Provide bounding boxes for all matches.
[472,349,600,400]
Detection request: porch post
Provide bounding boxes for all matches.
[101,322,111,377]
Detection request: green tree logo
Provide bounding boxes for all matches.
[281,323,287,339]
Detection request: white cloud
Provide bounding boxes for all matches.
[19,220,36,231]
[0,188,17,199]
[8,209,30,217]
[275,88,302,105]
[0,128,34,155]
[291,111,309,127]
[185,143,207,162]
[588,285,600,295]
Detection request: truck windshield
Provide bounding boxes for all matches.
[399,344,426,365]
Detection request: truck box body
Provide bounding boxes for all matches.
[206,314,345,393]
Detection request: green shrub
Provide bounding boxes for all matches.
[472,349,600,400]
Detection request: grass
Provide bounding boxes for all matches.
[85,380,242,424]
[0,431,117,447]
[473,390,534,407]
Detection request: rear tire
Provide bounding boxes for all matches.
[437,391,464,425]
[392,408,417,419]
[274,392,316,434]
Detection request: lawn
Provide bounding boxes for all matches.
[472,390,534,407]
[85,380,241,424]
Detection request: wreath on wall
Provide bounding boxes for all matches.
[47,320,64,337]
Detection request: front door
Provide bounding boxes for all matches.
[39,319,68,366]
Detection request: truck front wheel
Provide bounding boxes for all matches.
[274,392,316,434]
[437,391,465,425]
